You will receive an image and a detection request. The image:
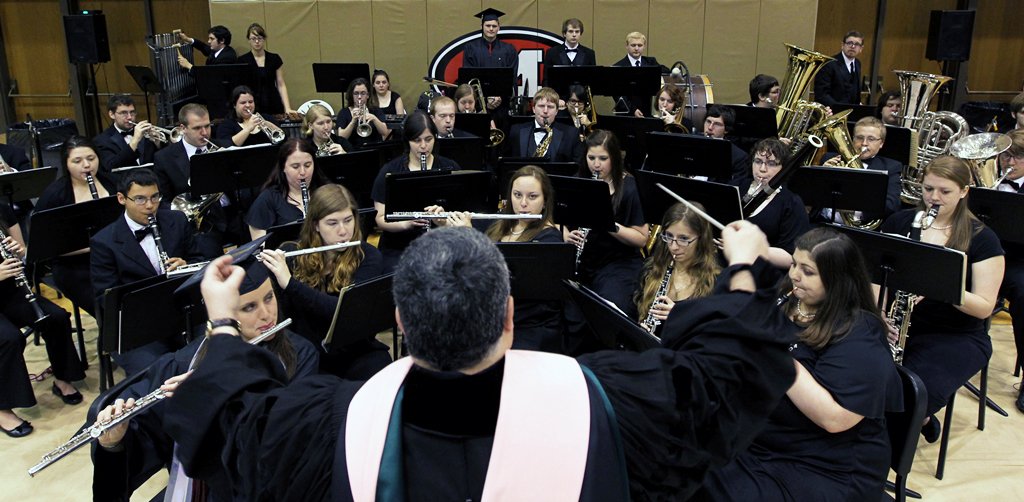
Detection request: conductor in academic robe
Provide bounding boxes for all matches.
[542,18,597,88]
[612,31,668,117]
[163,224,797,500]
[506,87,583,162]
[0,142,31,172]
[813,30,864,107]
[176,25,238,76]
[462,8,518,114]
[93,94,158,176]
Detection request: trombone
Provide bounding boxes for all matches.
[127,121,182,144]
[470,78,505,147]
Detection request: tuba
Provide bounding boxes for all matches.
[950,132,1013,188]
[775,44,834,141]
[171,192,224,230]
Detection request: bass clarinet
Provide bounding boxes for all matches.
[888,205,940,364]
[0,227,47,324]
[147,214,171,275]
[85,173,100,200]
[642,262,674,334]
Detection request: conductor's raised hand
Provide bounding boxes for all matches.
[721,220,768,266]
[201,255,244,320]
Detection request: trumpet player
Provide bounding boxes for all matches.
[303,104,352,155]
[336,78,389,148]
[94,95,158,175]
[506,87,583,162]
[653,85,695,132]
[216,85,278,147]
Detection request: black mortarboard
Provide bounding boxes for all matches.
[174,234,272,296]
[474,8,505,22]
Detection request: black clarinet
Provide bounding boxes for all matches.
[300,179,310,216]
[85,173,100,200]
[419,152,428,171]
[0,227,47,323]
[147,214,170,275]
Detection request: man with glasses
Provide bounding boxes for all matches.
[821,116,902,222]
[89,168,200,373]
[94,94,158,176]
[814,30,865,107]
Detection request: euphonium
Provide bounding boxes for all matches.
[171,192,223,229]
[901,111,968,204]
[355,105,373,138]
[642,262,673,335]
[147,214,170,275]
[534,119,553,158]
[85,173,100,200]
[950,132,1013,188]
[658,106,690,134]
[0,226,47,324]
[775,44,834,139]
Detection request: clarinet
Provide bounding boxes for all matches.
[0,227,47,324]
[299,179,310,216]
[419,152,428,171]
[888,205,939,364]
[574,170,601,274]
[147,214,170,275]
[642,262,674,334]
[85,173,100,200]
[27,319,293,477]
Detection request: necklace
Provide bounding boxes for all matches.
[509,228,525,236]
[795,299,816,321]
[929,223,953,230]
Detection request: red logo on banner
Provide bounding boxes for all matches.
[427,28,562,96]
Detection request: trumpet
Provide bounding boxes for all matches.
[127,121,182,144]
[27,318,294,477]
[167,242,361,277]
[355,105,373,138]
[245,108,286,144]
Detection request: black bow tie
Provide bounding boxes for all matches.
[134,226,153,241]
[565,47,577,53]
[120,129,134,137]
[533,127,548,133]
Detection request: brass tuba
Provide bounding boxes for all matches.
[950,132,1013,187]
[775,44,834,140]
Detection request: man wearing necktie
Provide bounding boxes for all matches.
[506,87,583,162]
[612,32,667,117]
[542,18,597,90]
[93,95,159,177]
[813,30,865,107]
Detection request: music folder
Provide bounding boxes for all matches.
[547,174,616,232]
[968,187,1024,245]
[787,166,888,215]
[383,170,494,218]
[314,149,380,208]
[497,242,576,301]
[496,159,578,198]
[323,273,395,352]
[634,170,742,228]
[592,114,664,171]
[547,65,662,99]
[563,279,661,352]
[642,132,732,179]
[436,136,486,171]
[100,274,192,354]
[189,144,278,199]
[0,166,56,204]
[312,63,371,93]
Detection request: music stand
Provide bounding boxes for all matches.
[189,144,278,200]
[26,197,122,264]
[547,65,662,100]
[125,65,164,122]
[312,63,371,109]
[642,132,732,179]
[562,279,661,351]
[496,159,578,198]
[264,221,303,250]
[322,273,395,352]
[830,103,877,122]
[383,170,494,217]
[0,167,56,206]
[314,149,380,208]
[458,67,515,98]
[97,273,167,389]
[547,175,616,232]
[879,125,913,166]
[787,166,888,216]
[111,162,154,174]
[968,188,1024,245]
[634,170,742,228]
[436,136,486,171]
[454,114,492,138]
[116,276,193,352]
[193,64,252,119]
[592,114,664,171]
[497,242,575,301]
[721,104,778,140]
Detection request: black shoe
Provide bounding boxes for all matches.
[921,414,941,443]
[1016,387,1024,414]
[52,382,83,405]
[0,420,33,438]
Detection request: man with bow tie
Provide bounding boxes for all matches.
[506,87,583,162]
[93,95,158,176]
[814,30,865,107]
[542,18,597,90]
[612,32,667,117]
[992,129,1024,414]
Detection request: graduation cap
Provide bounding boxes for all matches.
[174,233,272,296]
[475,7,505,22]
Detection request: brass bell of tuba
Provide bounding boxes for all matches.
[950,132,1013,188]
[775,44,834,141]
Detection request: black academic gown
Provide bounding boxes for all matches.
[93,125,157,176]
[163,274,795,501]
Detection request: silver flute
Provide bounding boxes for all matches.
[147,214,170,275]
[300,179,310,215]
[85,173,100,200]
[387,212,542,221]
[167,241,362,277]
[642,262,674,334]
[27,319,293,477]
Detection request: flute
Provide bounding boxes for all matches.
[27,318,293,477]
[166,241,362,277]
[386,212,543,221]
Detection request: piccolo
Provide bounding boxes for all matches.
[28,318,293,477]
[386,212,543,221]
[166,241,362,277]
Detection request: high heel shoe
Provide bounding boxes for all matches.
[0,420,33,438]
[52,382,83,405]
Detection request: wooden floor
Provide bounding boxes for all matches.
[4,286,1023,501]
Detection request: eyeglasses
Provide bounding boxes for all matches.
[854,135,882,143]
[844,41,864,47]
[752,158,781,168]
[248,36,265,42]
[1000,152,1024,161]
[128,194,162,205]
[115,110,137,117]
[661,233,697,246]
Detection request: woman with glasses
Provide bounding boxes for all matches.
[237,23,295,116]
[635,202,720,334]
[369,69,406,116]
[336,78,390,149]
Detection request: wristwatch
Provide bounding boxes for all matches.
[206,318,240,335]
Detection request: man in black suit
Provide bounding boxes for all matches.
[821,116,902,222]
[542,18,597,89]
[703,105,751,184]
[506,87,582,163]
[995,129,1024,412]
[93,94,158,176]
[175,25,237,76]
[612,31,667,117]
[430,97,476,139]
[813,30,864,107]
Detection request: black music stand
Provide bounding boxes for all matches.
[97,274,164,389]
[830,103,877,122]
[383,170,494,217]
[194,64,252,119]
[27,197,122,265]
[634,170,742,227]
[314,149,380,208]
[547,65,662,101]
[496,159,577,198]
[879,125,913,166]
[642,132,732,179]
[563,279,661,351]
[547,175,616,232]
[454,114,492,138]
[458,67,515,98]
[119,276,194,350]
[593,114,664,171]
[322,273,395,355]
[264,221,303,250]
[189,144,278,200]
[721,104,778,141]
[788,166,888,217]
[436,136,486,171]
[543,64,600,97]
[0,167,56,206]
[312,63,371,109]
[125,65,163,122]
[498,242,575,301]
[969,188,1024,246]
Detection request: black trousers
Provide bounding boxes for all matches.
[52,254,96,318]
[1000,258,1024,373]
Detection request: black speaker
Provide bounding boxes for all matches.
[926,10,975,62]
[63,11,110,64]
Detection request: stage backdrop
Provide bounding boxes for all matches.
[209,0,818,114]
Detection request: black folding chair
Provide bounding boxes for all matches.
[885,365,927,501]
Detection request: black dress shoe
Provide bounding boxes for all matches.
[921,414,941,443]
[0,420,33,438]
[1016,387,1024,414]
[52,382,83,405]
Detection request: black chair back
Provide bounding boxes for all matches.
[886,365,928,501]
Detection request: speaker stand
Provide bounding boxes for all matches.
[87,63,104,133]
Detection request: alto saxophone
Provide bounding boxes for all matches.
[147,214,171,275]
[85,173,100,200]
[534,119,553,158]
[642,262,674,334]
[887,205,939,364]
[0,227,47,324]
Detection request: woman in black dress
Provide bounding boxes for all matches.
[215,85,277,147]
[0,207,85,438]
[336,78,390,149]
[237,23,294,116]
[699,227,902,501]
[369,69,405,116]
[634,202,720,334]
[35,136,117,317]
[371,110,461,271]
[303,103,352,156]
[246,138,328,240]
[879,155,1005,441]
[260,183,387,379]
[565,130,649,312]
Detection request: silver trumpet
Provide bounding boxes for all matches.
[147,214,171,275]
[355,104,373,138]
[127,121,182,144]
[167,242,361,277]
[85,173,100,200]
[300,179,310,216]
[245,107,286,144]
[27,318,294,477]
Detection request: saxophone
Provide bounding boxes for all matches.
[887,205,939,364]
[147,214,170,275]
[300,179,310,216]
[0,227,47,324]
[534,119,553,158]
[642,262,674,334]
[85,173,99,200]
